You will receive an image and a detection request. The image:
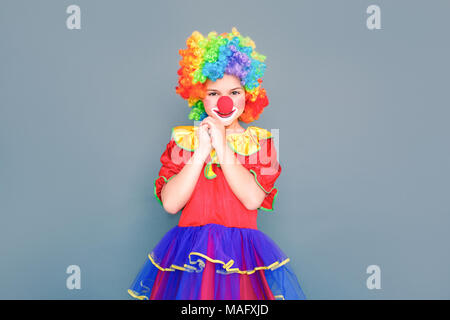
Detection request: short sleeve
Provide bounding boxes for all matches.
[246,137,281,211]
[153,139,186,206]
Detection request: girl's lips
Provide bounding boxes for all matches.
[216,110,234,118]
[212,107,237,119]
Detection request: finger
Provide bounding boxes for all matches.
[200,119,209,128]
[199,124,211,137]
[203,122,211,129]
[200,120,210,128]
[204,124,213,134]
[199,124,209,134]
[202,118,215,130]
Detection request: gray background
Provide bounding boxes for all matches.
[1,0,449,299]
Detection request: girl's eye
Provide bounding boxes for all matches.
[208,91,240,96]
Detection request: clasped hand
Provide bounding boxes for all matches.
[196,116,227,160]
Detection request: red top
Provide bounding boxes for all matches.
[153,132,281,230]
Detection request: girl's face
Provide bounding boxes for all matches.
[202,74,246,126]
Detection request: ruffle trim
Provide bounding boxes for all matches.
[127,288,285,300]
[128,289,149,300]
[147,251,290,275]
[172,125,272,156]
[249,169,279,211]
[153,175,177,206]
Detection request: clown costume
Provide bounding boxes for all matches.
[127,27,306,300]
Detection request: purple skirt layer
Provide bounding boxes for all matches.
[128,223,306,300]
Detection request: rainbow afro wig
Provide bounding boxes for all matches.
[175,27,269,123]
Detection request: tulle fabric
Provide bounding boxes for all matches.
[128,224,306,300]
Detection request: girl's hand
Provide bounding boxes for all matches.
[196,123,212,160]
[200,116,226,155]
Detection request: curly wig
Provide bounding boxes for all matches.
[175,27,269,123]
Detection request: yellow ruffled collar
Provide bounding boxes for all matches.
[171,125,273,179]
[171,125,272,156]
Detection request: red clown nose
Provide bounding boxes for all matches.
[216,96,234,114]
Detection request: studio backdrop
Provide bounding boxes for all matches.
[0,0,449,299]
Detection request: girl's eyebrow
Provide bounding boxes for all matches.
[207,87,243,92]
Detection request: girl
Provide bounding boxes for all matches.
[127,27,306,300]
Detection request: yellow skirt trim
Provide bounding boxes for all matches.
[147,252,290,275]
[127,289,285,300]
[127,289,149,300]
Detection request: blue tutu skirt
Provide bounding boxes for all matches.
[127,223,306,300]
